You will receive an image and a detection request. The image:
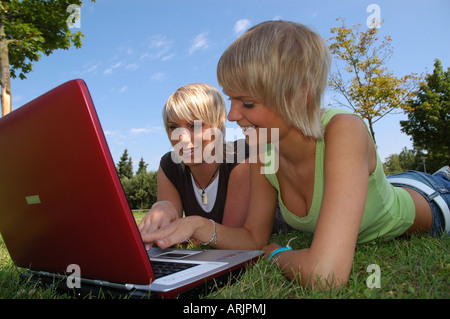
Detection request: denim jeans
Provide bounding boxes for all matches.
[387,170,450,236]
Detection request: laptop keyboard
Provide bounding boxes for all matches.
[151,261,198,279]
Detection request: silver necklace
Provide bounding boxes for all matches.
[191,166,219,205]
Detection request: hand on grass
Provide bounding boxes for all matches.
[263,243,282,259]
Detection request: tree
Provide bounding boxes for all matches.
[383,147,424,175]
[400,59,449,172]
[116,152,157,209]
[0,0,95,116]
[116,149,133,180]
[136,157,148,176]
[119,159,157,210]
[126,170,157,210]
[327,18,422,143]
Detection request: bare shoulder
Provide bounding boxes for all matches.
[325,113,367,134]
[324,113,370,148]
[229,159,250,175]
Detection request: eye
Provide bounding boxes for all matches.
[191,122,203,129]
[242,101,254,108]
[227,96,255,108]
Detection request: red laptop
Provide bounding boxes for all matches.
[0,79,262,299]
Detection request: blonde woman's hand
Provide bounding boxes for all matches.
[138,200,179,249]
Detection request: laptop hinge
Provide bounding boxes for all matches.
[34,270,135,291]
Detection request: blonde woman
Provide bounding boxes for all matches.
[142,21,449,289]
[138,83,250,248]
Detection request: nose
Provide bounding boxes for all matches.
[170,127,191,143]
[178,129,191,142]
[227,100,242,122]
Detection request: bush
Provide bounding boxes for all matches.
[121,171,157,210]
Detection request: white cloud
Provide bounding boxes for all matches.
[125,63,139,71]
[104,62,122,75]
[12,95,23,103]
[234,19,251,36]
[161,53,175,61]
[130,127,163,135]
[130,128,151,135]
[73,62,99,77]
[85,64,98,74]
[145,35,175,61]
[150,72,167,81]
[189,32,210,54]
[118,86,128,94]
[104,130,120,136]
[150,35,171,49]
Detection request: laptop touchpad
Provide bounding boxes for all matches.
[152,250,202,259]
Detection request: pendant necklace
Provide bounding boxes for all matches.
[191,165,219,205]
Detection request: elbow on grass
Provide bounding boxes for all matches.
[290,265,349,291]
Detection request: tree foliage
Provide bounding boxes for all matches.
[400,59,450,172]
[383,147,425,175]
[327,18,422,143]
[121,170,157,210]
[116,149,133,180]
[0,0,95,115]
[116,150,157,210]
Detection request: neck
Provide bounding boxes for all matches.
[189,162,220,188]
[277,127,316,165]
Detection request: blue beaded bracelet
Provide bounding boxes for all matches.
[268,246,292,263]
[268,237,297,263]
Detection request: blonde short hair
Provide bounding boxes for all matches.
[163,83,227,137]
[217,20,331,139]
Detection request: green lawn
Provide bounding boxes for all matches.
[208,231,450,299]
[1,211,449,299]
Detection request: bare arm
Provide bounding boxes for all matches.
[141,160,277,250]
[138,166,183,244]
[266,115,374,289]
[221,160,251,227]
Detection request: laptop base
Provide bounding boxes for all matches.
[22,266,246,299]
[0,79,264,299]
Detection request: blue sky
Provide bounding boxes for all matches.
[10,0,450,171]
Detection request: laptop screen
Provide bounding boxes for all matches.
[0,80,154,285]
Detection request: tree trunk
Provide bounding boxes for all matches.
[1,85,11,115]
[0,19,12,116]
[367,117,376,145]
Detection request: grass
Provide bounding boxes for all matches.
[207,231,450,299]
[1,211,449,299]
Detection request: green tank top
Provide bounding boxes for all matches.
[264,108,415,243]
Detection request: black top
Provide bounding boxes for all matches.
[160,140,249,223]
